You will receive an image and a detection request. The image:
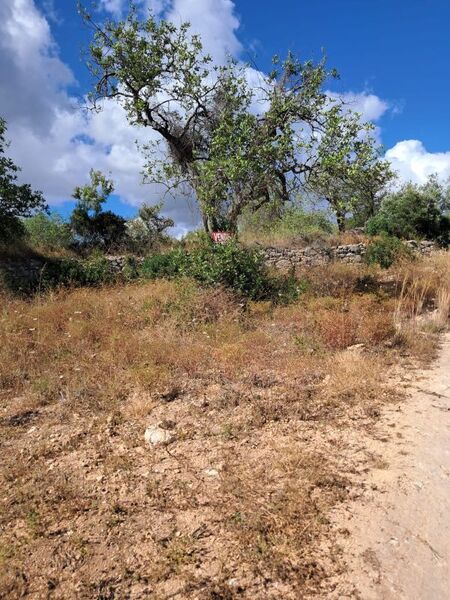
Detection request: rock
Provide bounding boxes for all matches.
[144,425,174,446]
[347,343,365,352]
[204,468,220,478]
[274,259,293,272]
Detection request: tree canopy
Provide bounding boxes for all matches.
[81,5,389,233]
[70,169,126,248]
[366,176,450,245]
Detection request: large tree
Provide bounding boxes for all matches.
[0,118,46,241]
[81,6,346,233]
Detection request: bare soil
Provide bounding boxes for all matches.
[328,333,450,599]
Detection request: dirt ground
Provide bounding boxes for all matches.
[1,256,449,599]
[328,333,450,599]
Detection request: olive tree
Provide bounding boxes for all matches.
[81,5,344,233]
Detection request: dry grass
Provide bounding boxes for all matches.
[391,251,450,358]
[240,226,367,249]
[0,252,448,598]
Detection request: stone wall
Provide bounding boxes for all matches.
[0,257,47,286]
[0,240,438,291]
[263,240,436,270]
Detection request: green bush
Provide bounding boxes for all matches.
[140,249,187,279]
[139,242,301,302]
[364,235,411,269]
[3,241,302,303]
[36,254,115,290]
[366,180,450,245]
[24,212,74,249]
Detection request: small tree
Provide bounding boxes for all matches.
[126,202,174,251]
[71,169,126,249]
[308,109,395,231]
[24,212,74,249]
[0,118,46,241]
[366,176,450,245]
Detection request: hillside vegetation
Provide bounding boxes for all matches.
[1,253,449,598]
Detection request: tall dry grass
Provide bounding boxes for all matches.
[394,251,450,332]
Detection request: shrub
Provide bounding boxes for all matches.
[366,180,450,245]
[364,235,411,269]
[140,242,301,302]
[140,249,187,279]
[24,212,73,249]
[33,254,115,291]
[239,204,335,245]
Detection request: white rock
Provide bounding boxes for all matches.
[144,425,173,446]
[204,468,220,478]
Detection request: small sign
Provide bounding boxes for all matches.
[211,232,232,244]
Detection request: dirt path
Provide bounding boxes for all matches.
[334,333,450,599]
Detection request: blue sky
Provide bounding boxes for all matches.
[2,0,450,232]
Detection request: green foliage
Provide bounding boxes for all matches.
[42,254,115,289]
[125,202,174,252]
[140,242,301,301]
[366,177,450,245]
[308,109,395,231]
[240,203,334,242]
[181,229,212,248]
[72,169,114,215]
[3,239,301,303]
[0,118,46,242]
[140,249,187,280]
[364,235,411,269]
[24,212,73,249]
[70,170,126,249]
[82,7,355,233]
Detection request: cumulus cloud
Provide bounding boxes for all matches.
[386,140,450,184]
[337,92,389,122]
[0,0,74,134]
[0,0,203,234]
[164,0,242,64]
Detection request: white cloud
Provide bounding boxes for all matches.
[0,0,74,134]
[386,140,450,184]
[0,0,201,234]
[339,92,389,122]
[326,91,389,123]
[165,0,241,64]
[99,0,125,17]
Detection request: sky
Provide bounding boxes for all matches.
[1,0,450,234]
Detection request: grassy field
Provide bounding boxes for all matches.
[0,253,449,599]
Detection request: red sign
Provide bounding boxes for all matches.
[211,232,232,244]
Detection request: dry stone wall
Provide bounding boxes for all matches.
[263,240,436,270]
[0,240,438,290]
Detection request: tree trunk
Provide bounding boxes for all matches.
[336,210,346,232]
